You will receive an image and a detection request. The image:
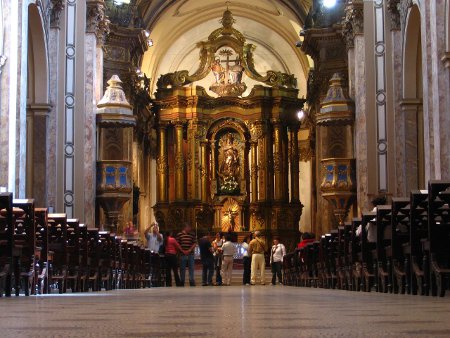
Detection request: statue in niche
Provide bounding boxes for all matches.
[218,132,240,194]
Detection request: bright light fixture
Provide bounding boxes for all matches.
[297,109,305,121]
[323,0,337,8]
[113,0,131,5]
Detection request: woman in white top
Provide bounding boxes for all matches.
[270,236,286,285]
[221,234,236,286]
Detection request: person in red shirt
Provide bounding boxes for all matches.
[163,231,186,287]
[297,232,315,249]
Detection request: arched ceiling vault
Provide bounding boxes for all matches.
[138,0,313,97]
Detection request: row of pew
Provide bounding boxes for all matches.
[0,193,156,297]
[283,180,450,297]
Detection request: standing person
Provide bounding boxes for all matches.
[177,223,197,287]
[242,234,252,285]
[270,236,286,285]
[124,220,137,237]
[164,231,185,287]
[198,233,214,286]
[144,223,163,286]
[212,232,224,286]
[249,231,266,285]
[221,234,236,286]
[144,222,163,253]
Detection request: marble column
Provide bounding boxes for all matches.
[389,10,406,195]
[47,0,65,210]
[174,121,185,200]
[85,0,108,225]
[0,0,28,196]
[343,0,368,211]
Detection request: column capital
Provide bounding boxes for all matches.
[50,0,65,29]
[341,1,364,50]
[386,0,401,31]
[86,0,110,46]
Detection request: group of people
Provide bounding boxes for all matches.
[143,222,288,287]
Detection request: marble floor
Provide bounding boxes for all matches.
[1,286,450,338]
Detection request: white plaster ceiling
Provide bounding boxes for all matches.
[139,0,312,97]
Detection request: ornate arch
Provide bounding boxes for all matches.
[207,117,250,142]
[403,4,421,98]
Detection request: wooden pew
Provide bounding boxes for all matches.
[98,231,112,291]
[78,224,89,292]
[410,190,429,295]
[47,213,68,293]
[376,205,393,293]
[350,218,363,291]
[360,211,376,292]
[427,180,450,297]
[66,219,80,292]
[0,193,13,297]
[390,197,410,294]
[12,199,36,296]
[343,222,353,291]
[34,208,48,294]
[87,228,100,292]
[335,226,346,289]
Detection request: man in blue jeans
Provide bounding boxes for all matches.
[177,223,197,286]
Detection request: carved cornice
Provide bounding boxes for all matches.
[341,1,364,50]
[86,1,110,45]
[387,0,401,31]
[50,0,65,29]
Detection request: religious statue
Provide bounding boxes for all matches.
[229,59,244,84]
[211,58,225,84]
[218,133,240,194]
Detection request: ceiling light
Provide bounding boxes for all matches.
[323,0,337,8]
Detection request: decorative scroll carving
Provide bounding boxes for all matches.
[50,0,65,29]
[156,154,168,173]
[157,8,296,91]
[387,0,401,31]
[86,1,110,45]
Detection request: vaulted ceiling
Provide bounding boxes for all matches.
[137,0,313,97]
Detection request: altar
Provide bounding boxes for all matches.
[151,9,305,250]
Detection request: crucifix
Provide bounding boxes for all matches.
[224,206,238,232]
[219,49,240,84]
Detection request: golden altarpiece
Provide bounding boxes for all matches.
[152,10,305,249]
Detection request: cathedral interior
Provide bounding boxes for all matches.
[0,0,450,337]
